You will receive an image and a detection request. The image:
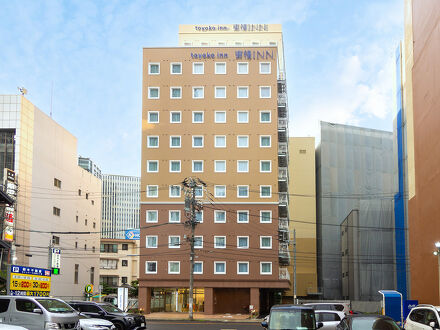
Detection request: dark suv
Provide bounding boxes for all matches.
[68,301,146,330]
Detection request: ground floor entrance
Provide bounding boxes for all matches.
[150,288,205,313]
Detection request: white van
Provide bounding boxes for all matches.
[0,296,79,329]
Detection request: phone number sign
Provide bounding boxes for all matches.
[9,265,51,296]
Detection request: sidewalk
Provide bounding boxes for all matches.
[145,312,262,322]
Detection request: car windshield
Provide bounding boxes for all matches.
[36,299,73,313]
[351,318,401,330]
[269,309,316,330]
[100,303,123,313]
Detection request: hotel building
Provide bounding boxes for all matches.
[139,44,290,314]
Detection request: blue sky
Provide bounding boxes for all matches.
[0,0,403,176]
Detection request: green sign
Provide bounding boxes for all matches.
[84,284,93,294]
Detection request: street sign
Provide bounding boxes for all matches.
[85,284,93,294]
[8,265,51,297]
[125,229,140,240]
[51,248,61,275]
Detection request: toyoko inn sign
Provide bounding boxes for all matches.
[193,24,270,32]
[190,50,274,60]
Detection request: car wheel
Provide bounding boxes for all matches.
[113,321,124,330]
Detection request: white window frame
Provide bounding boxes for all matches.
[215,86,226,99]
[146,210,158,223]
[237,135,249,148]
[148,87,160,99]
[259,110,271,123]
[214,261,226,274]
[260,261,272,275]
[260,185,272,198]
[148,111,159,123]
[170,62,182,75]
[148,63,160,75]
[260,135,272,148]
[169,210,181,223]
[192,86,205,99]
[237,62,249,74]
[145,261,157,274]
[259,62,271,74]
[215,111,226,123]
[215,62,226,74]
[146,185,158,198]
[195,185,203,198]
[168,236,180,249]
[260,86,271,98]
[170,136,181,148]
[260,160,272,173]
[237,111,249,123]
[193,62,204,74]
[214,210,226,223]
[192,136,204,148]
[169,185,181,198]
[169,160,181,173]
[237,160,249,173]
[237,236,249,249]
[215,135,226,148]
[214,160,226,173]
[214,185,226,198]
[260,210,272,223]
[260,236,272,249]
[237,86,249,99]
[192,160,204,173]
[170,111,181,123]
[237,186,249,198]
[168,261,180,274]
[170,87,182,99]
[147,136,159,148]
[194,236,203,249]
[194,261,203,274]
[237,210,249,223]
[192,111,204,123]
[147,160,159,173]
[237,261,249,275]
[195,210,203,223]
[146,235,158,248]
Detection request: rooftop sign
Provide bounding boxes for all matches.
[190,49,274,60]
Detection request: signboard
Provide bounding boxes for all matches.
[404,300,418,319]
[51,248,61,275]
[8,265,51,297]
[125,229,140,240]
[85,284,93,294]
[118,287,128,311]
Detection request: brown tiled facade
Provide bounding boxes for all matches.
[139,47,289,314]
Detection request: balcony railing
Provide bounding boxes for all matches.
[278,142,288,155]
[278,167,288,181]
[278,94,287,107]
[279,217,289,231]
[279,267,291,281]
[279,243,291,265]
[279,192,289,206]
[278,118,288,130]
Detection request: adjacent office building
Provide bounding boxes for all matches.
[78,157,102,180]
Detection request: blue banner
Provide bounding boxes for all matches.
[125,229,140,240]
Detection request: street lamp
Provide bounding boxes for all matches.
[433,242,440,303]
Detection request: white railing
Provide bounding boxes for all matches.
[279,267,291,281]
[279,192,288,205]
[278,167,288,180]
[278,142,288,155]
[279,218,289,231]
[278,118,288,130]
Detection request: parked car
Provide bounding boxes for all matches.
[304,302,352,315]
[337,314,401,330]
[0,325,27,329]
[68,301,145,330]
[79,312,116,329]
[0,296,79,330]
[315,310,346,330]
[404,304,440,330]
[261,304,323,330]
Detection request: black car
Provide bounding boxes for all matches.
[68,301,146,330]
[337,314,401,330]
[262,304,323,330]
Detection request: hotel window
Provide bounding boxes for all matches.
[214,210,226,223]
[215,111,226,123]
[145,261,157,274]
[214,261,226,274]
[260,236,272,249]
[146,236,158,248]
[237,160,249,173]
[195,211,203,223]
[170,87,182,99]
[194,236,203,248]
[215,185,226,198]
[148,63,160,74]
[169,160,181,173]
[215,160,226,173]
[170,111,181,123]
[237,210,249,223]
[237,111,249,123]
[259,62,271,74]
[260,185,272,198]
[192,136,204,148]
[170,136,181,148]
[237,236,249,249]
[260,262,272,275]
[147,136,159,148]
[260,135,271,147]
[171,62,182,74]
[168,261,180,274]
[148,87,159,99]
[237,262,249,275]
[237,86,249,98]
[193,87,204,99]
[169,210,180,223]
[260,111,271,123]
[54,178,61,188]
[214,236,226,248]
[260,211,272,223]
[147,160,158,173]
[237,62,248,74]
[215,62,226,74]
[53,207,61,216]
[146,210,158,223]
[194,261,203,274]
[192,111,204,123]
[193,62,204,74]
[148,111,159,123]
[169,236,180,248]
[215,86,226,98]
[237,136,249,148]
[169,185,181,198]
[192,160,204,173]
[146,185,158,198]
[260,160,272,172]
[260,86,271,98]
[195,186,203,197]
[215,135,226,148]
[237,186,249,198]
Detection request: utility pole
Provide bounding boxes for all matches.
[293,229,297,303]
[182,177,205,321]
